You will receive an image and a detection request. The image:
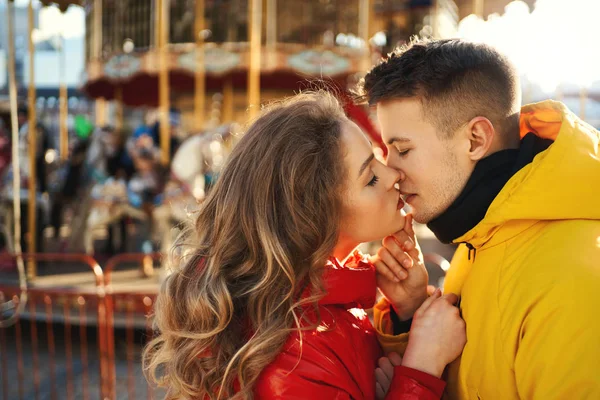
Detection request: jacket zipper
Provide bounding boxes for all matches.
[464,242,477,261]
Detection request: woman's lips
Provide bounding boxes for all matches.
[397,197,405,210]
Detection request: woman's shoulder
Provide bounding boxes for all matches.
[255,305,381,398]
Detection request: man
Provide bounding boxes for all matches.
[360,39,600,399]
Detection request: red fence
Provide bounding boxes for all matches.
[0,253,164,400]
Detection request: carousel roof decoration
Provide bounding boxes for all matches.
[178,47,242,76]
[287,50,351,77]
[104,53,142,80]
[39,0,82,13]
[83,44,363,107]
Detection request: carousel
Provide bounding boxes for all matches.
[0,0,454,325]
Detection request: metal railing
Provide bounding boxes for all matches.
[0,253,164,400]
[0,251,450,399]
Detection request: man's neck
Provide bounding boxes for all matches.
[427,132,553,244]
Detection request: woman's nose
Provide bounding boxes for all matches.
[385,166,403,190]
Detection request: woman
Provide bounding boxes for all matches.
[144,92,465,399]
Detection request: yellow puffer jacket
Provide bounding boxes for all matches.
[375,100,600,399]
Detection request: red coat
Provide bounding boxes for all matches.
[254,251,445,399]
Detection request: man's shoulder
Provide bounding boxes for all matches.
[514,219,599,259]
[506,219,600,289]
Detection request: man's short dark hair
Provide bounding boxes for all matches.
[357,38,521,140]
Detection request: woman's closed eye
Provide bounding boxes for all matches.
[367,175,379,187]
[397,149,410,157]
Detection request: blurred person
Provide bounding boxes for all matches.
[358,38,600,399]
[125,108,183,167]
[0,120,10,179]
[17,105,51,193]
[14,105,51,252]
[128,147,160,208]
[143,92,466,400]
[49,129,93,238]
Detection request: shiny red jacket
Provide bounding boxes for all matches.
[254,251,445,399]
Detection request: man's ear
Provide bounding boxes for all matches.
[467,117,496,161]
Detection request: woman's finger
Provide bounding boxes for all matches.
[375,367,391,395]
[388,352,403,366]
[441,292,459,306]
[378,356,395,381]
[405,213,415,237]
[392,230,414,252]
[376,382,386,400]
[382,237,414,271]
[415,287,442,316]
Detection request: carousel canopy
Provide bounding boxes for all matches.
[39,0,82,13]
[82,43,366,107]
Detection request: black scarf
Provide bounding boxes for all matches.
[427,133,554,244]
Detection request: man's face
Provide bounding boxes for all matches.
[377,98,473,224]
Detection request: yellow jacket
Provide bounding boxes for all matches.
[375,100,600,399]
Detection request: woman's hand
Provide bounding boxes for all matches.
[370,214,429,320]
[375,352,403,400]
[401,289,466,378]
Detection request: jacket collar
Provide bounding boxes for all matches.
[318,250,377,309]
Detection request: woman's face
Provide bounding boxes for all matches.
[338,120,406,248]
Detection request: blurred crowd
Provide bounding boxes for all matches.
[0,106,232,257]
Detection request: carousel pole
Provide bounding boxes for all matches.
[95,99,107,126]
[1,0,28,327]
[194,0,206,131]
[247,0,262,120]
[222,78,234,122]
[266,0,276,68]
[157,0,171,166]
[93,0,107,127]
[114,86,123,132]
[358,0,370,71]
[473,0,484,17]
[27,0,37,277]
[59,20,68,161]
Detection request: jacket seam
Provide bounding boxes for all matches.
[495,241,517,374]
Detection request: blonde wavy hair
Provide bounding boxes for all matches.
[143,92,350,399]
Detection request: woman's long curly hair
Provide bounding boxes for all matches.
[143,91,349,399]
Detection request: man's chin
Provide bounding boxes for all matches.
[409,207,435,225]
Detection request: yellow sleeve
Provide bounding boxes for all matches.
[372,297,409,356]
[513,247,600,399]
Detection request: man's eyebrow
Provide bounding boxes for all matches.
[387,137,411,145]
[358,154,375,177]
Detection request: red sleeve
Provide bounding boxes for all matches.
[386,366,446,400]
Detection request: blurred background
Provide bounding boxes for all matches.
[0,0,598,399]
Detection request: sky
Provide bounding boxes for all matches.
[0,0,85,88]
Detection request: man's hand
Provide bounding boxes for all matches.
[370,214,429,320]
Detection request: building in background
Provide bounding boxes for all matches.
[0,2,90,139]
